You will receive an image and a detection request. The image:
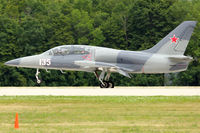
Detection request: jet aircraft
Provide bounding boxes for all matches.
[5,21,197,88]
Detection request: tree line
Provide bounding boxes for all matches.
[0,0,199,86]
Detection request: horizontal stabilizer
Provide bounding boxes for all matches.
[168,56,193,62]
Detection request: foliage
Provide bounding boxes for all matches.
[0,0,199,86]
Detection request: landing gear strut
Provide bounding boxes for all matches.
[94,70,114,88]
[35,69,41,84]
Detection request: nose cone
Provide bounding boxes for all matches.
[4,58,20,66]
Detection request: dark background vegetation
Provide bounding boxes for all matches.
[0,0,199,86]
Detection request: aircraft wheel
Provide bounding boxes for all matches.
[100,81,109,88]
[37,79,42,84]
[108,81,114,88]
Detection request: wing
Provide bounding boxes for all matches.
[74,60,133,78]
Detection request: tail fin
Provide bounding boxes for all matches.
[145,21,197,55]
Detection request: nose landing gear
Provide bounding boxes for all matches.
[35,69,41,84]
[94,70,114,88]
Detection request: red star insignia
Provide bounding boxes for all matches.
[170,35,179,43]
[82,54,92,61]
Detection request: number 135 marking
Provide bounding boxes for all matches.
[39,59,51,66]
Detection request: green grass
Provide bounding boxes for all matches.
[0,96,200,133]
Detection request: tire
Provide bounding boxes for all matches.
[108,81,114,88]
[100,81,109,88]
[37,79,41,84]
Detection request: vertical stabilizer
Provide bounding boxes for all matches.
[145,21,197,55]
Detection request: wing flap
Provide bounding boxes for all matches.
[117,69,131,78]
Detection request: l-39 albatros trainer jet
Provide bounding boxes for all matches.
[5,21,197,88]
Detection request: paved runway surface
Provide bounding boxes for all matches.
[0,87,200,96]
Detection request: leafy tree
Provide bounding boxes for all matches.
[0,0,199,86]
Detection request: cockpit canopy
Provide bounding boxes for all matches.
[44,45,91,56]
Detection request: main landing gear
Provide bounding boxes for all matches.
[94,70,114,88]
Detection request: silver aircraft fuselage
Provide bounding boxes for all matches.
[5,45,192,74]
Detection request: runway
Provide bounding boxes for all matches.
[0,86,200,96]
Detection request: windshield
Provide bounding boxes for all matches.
[44,45,91,56]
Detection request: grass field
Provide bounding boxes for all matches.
[0,96,200,133]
